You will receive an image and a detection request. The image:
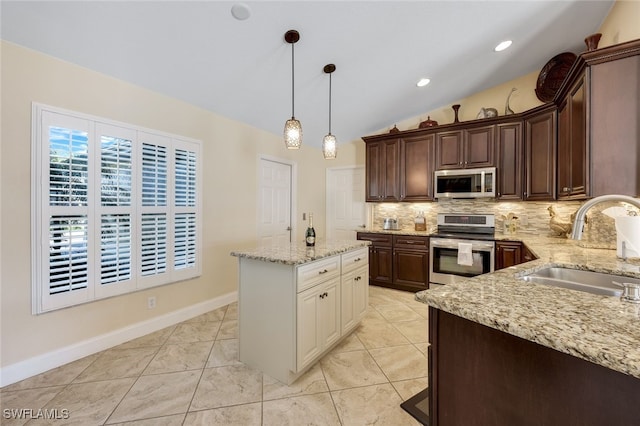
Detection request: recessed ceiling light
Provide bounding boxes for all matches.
[494,40,512,52]
[416,78,431,87]
[231,3,251,20]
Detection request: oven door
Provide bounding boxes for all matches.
[429,238,495,285]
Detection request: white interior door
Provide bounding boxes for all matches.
[258,158,293,246]
[326,166,366,240]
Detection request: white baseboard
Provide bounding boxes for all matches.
[0,291,237,388]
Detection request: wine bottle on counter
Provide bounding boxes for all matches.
[305,213,316,247]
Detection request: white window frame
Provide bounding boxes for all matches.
[31,103,202,314]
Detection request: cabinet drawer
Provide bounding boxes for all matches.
[341,247,369,274]
[297,256,340,293]
[392,235,429,250]
[357,232,393,247]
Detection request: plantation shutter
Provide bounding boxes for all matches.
[40,111,93,311]
[174,144,198,273]
[138,133,170,288]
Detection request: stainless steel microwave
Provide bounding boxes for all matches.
[434,167,496,198]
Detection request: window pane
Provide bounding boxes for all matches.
[175,212,196,269]
[140,213,167,276]
[101,214,132,285]
[142,143,167,206]
[49,126,89,206]
[49,215,88,294]
[101,136,132,206]
[175,149,197,207]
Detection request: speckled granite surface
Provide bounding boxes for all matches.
[230,240,370,265]
[415,233,640,380]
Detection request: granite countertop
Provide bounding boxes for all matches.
[230,240,370,265]
[412,233,640,380]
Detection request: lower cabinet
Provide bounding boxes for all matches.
[238,247,369,385]
[495,240,537,270]
[357,232,429,292]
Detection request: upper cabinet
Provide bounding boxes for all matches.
[524,105,557,201]
[364,133,435,202]
[435,126,495,170]
[557,39,640,198]
[557,72,588,199]
[400,134,435,202]
[365,138,400,202]
[496,121,523,200]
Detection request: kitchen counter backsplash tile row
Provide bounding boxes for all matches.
[416,234,640,379]
[372,199,639,248]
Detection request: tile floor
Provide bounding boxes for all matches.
[1,286,428,425]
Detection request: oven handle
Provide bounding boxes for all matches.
[430,238,495,251]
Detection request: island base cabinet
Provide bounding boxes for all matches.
[237,248,368,385]
[429,308,640,426]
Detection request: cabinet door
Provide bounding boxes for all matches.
[496,122,523,200]
[400,134,435,201]
[557,75,588,200]
[464,125,495,168]
[524,108,556,201]
[353,266,369,323]
[392,248,429,291]
[435,131,464,170]
[297,287,321,370]
[365,142,383,201]
[320,279,341,350]
[372,247,393,284]
[495,241,523,270]
[365,140,400,202]
[569,76,587,198]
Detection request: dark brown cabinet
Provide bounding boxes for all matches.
[392,235,429,292]
[557,74,588,199]
[400,134,435,201]
[495,240,536,270]
[557,39,640,198]
[435,126,494,170]
[523,105,556,201]
[357,232,429,292]
[365,139,400,202]
[356,233,393,286]
[496,121,523,200]
[428,308,640,426]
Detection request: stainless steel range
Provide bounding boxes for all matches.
[429,213,495,286]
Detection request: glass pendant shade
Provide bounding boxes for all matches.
[322,133,337,159]
[284,117,302,149]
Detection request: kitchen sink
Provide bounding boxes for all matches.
[518,267,640,297]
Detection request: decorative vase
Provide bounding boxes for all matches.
[584,33,602,51]
[452,104,460,123]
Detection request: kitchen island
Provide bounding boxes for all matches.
[230,240,369,384]
[416,234,640,425]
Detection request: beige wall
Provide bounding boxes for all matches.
[0,41,360,374]
[597,0,640,47]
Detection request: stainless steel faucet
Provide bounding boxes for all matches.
[570,194,640,240]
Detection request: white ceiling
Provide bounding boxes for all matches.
[1,1,614,149]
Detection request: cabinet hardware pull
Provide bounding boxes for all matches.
[318,269,329,274]
[354,258,361,262]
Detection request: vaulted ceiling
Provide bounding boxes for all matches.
[1,1,614,149]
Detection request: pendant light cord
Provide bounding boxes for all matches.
[291,43,295,118]
[328,72,332,134]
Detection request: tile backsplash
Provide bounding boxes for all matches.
[371,198,639,249]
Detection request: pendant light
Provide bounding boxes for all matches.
[284,30,302,149]
[322,63,337,159]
